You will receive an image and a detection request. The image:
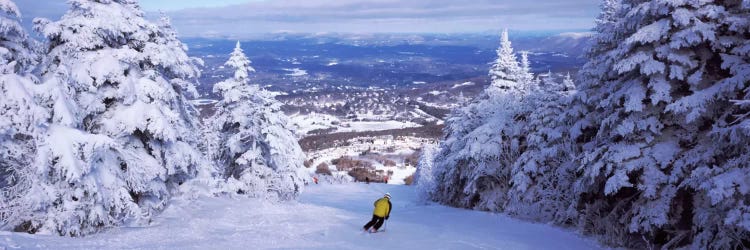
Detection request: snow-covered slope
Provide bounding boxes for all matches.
[0,184,601,249]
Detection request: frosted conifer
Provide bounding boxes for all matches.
[572,0,750,248]
[0,0,46,230]
[209,42,306,200]
[489,29,523,92]
[3,0,207,236]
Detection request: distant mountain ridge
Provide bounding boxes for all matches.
[184,31,593,52]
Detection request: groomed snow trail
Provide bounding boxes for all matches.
[1,184,601,249]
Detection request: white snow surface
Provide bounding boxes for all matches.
[290,113,421,136]
[428,90,445,96]
[284,68,308,77]
[338,120,420,133]
[290,112,340,136]
[452,82,475,89]
[0,184,601,250]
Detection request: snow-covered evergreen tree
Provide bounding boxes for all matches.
[0,0,46,227]
[562,73,575,92]
[571,0,750,248]
[209,42,305,200]
[429,30,532,211]
[506,76,578,224]
[429,94,518,210]
[0,0,34,72]
[518,51,535,90]
[489,29,524,92]
[155,12,201,100]
[569,0,623,145]
[0,0,41,179]
[429,0,750,248]
[538,71,561,92]
[674,2,750,248]
[2,0,207,236]
[414,144,437,203]
[153,12,212,183]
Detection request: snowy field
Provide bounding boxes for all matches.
[337,120,420,133]
[290,113,341,136]
[305,136,430,181]
[284,68,308,77]
[0,184,601,250]
[290,113,421,136]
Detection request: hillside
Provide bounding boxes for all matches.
[0,184,601,249]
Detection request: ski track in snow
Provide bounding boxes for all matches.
[0,184,602,250]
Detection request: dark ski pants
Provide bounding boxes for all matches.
[363,215,385,230]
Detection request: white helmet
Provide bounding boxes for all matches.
[384,193,391,199]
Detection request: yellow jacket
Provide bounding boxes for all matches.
[373,197,392,217]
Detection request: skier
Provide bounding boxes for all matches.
[363,193,392,233]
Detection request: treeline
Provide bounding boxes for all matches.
[0,0,306,236]
[417,1,750,249]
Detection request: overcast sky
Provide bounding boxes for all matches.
[14,0,599,37]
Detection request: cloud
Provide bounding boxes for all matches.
[140,0,263,11]
[10,0,599,37]
[166,0,598,37]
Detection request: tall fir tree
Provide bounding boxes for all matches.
[562,73,575,92]
[571,0,750,248]
[673,1,750,248]
[430,30,531,211]
[489,29,524,92]
[0,0,41,178]
[518,51,535,90]
[0,0,46,228]
[2,0,207,236]
[507,77,578,224]
[570,0,624,143]
[414,144,437,203]
[209,42,306,200]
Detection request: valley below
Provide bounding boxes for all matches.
[189,32,590,185]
